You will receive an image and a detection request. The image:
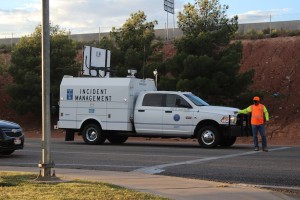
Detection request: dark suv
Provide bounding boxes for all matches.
[0,120,24,155]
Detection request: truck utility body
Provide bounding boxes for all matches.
[57,75,251,148]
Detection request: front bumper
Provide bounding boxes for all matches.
[0,129,24,151]
[220,114,253,137]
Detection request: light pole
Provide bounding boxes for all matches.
[153,69,158,88]
[36,0,55,181]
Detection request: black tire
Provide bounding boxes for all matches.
[220,136,237,147]
[107,134,128,144]
[82,124,106,145]
[197,126,220,148]
[0,150,15,155]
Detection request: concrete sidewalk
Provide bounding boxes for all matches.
[0,166,297,200]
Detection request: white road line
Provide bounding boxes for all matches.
[133,147,291,174]
[21,150,201,159]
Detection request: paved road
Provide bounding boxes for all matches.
[1,138,299,189]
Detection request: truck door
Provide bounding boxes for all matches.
[134,93,163,134]
[162,94,194,135]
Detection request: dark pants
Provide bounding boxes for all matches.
[252,124,267,148]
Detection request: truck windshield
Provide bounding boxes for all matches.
[184,93,209,106]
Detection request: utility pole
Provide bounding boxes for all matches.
[269,14,272,35]
[166,12,169,40]
[37,0,55,180]
[11,33,13,47]
[173,12,175,39]
[99,27,101,44]
[143,44,145,79]
[164,0,174,40]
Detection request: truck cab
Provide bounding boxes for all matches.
[133,91,248,147]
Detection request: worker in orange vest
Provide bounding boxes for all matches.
[239,96,269,152]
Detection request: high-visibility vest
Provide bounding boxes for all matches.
[251,104,265,125]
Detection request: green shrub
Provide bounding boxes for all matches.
[246,29,265,40]
[262,28,271,35]
[287,30,300,36]
[270,29,279,38]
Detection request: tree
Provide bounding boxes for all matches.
[161,0,254,104]
[110,11,162,77]
[6,25,80,114]
[178,0,238,36]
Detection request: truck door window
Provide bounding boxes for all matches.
[183,93,209,106]
[165,94,191,108]
[142,94,163,107]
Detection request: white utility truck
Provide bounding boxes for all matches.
[56,72,251,148]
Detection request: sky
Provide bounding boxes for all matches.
[0,0,299,38]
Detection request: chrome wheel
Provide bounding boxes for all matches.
[201,130,215,146]
[197,126,220,148]
[82,123,106,145]
[86,127,98,142]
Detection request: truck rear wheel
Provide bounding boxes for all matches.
[220,136,236,147]
[82,124,106,145]
[107,134,128,144]
[197,126,220,148]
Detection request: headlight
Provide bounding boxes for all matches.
[221,116,237,125]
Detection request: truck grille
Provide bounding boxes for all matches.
[1,128,23,138]
[235,114,252,136]
[236,114,250,126]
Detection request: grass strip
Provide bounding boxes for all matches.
[0,172,169,200]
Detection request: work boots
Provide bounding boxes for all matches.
[263,148,268,152]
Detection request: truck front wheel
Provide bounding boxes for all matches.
[82,124,106,145]
[197,126,220,148]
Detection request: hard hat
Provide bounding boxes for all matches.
[253,96,260,101]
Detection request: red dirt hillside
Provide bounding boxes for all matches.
[0,36,300,145]
[240,36,300,145]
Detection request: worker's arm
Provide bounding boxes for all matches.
[264,106,269,121]
[238,106,251,114]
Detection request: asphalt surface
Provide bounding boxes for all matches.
[3,138,299,187]
[1,138,300,199]
[160,146,300,187]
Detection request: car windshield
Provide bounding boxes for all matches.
[184,93,209,106]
